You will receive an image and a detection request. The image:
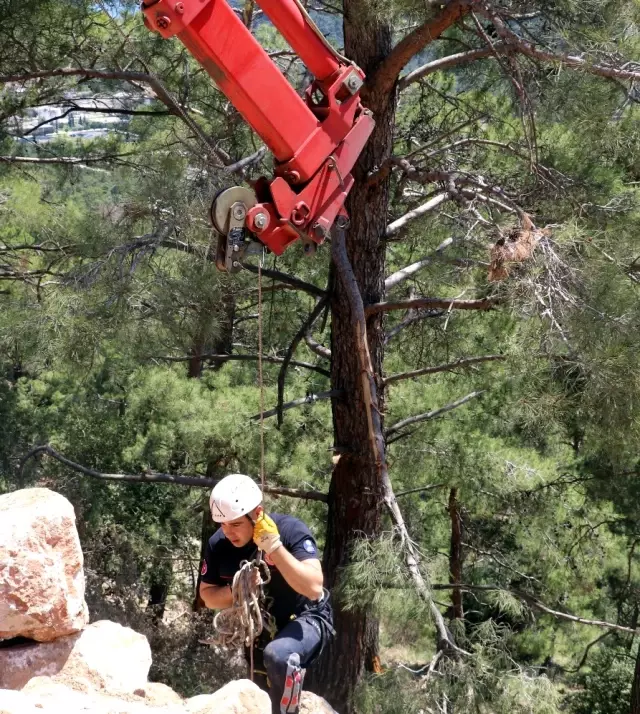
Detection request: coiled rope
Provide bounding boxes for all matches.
[209,559,276,649]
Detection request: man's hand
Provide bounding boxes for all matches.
[253,512,282,554]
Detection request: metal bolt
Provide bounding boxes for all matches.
[156,15,171,30]
[233,245,240,252]
[253,213,268,230]
[347,75,360,90]
[232,204,246,220]
[232,261,241,268]
[174,2,185,13]
[284,170,301,184]
[312,223,326,240]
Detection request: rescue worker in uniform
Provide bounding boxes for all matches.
[199,474,334,714]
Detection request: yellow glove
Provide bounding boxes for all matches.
[253,513,282,555]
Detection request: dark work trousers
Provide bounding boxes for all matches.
[247,616,323,714]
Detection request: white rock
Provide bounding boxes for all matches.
[185,679,271,714]
[0,620,151,695]
[0,488,89,642]
[300,691,340,714]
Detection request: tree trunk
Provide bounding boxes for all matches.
[313,3,395,710]
[448,488,464,620]
[630,642,640,714]
[146,546,173,625]
[187,288,236,379]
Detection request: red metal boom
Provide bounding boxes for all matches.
[141,0,374,260]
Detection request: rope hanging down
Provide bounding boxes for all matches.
[202,256,271,681]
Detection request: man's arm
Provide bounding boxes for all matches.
[269,547,324,601]
[199,581,233,610]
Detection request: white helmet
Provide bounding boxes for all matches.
[209,474,262,523]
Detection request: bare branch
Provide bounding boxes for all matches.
[399,45,502,90]
[366,295,500,317]
[241,262,327,298]
[386,390,485,438]
[385,236,478,290]
[396,483,447,497]
[250,389,341,421]
[0,67,227,165]
[432,583,640,635]
[385,309,446,343]
[224,146,267,173]
[385,194,449,237]
[384,354,505,385]
[304,333,332,360]
[479,4,640,83]
[0,153,136,166]
[277,296,330,426]
[19,445,328,502]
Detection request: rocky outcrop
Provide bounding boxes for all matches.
[0,487,339,714]
[0,620,152,692]
[0,678,271,714]
[0,488,88,642]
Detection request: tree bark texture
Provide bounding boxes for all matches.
[630,642,640,714]
[313,3,396,709]
[187,288,236,378]
[448,488,464,620]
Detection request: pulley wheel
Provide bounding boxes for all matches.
[210,186,257,234]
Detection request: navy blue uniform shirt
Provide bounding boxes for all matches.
[201,513,320,630]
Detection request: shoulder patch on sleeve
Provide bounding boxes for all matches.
[303,539,317,554]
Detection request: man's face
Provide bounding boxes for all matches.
[220,506,261,547]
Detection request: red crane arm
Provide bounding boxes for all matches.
[141,0,374,268]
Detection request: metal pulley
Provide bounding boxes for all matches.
[211,186,263,273]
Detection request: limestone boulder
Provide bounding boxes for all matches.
[0,488,89,642]
[300,691,340,714]
[0,620,152,695]
[9,676,184,714]
[184,680,271,714]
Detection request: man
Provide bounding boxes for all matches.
[199,474,334,714]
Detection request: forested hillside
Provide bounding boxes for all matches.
[1,1,640,712]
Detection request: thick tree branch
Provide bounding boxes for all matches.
[384,354,505,385]
[19,445,328,502]
[432,583,640,635]
[399,45,502,90]
[366,295,500,317]
[225,146,267,173]
[277,296,330,426]
[250,389,341,421]
[386,390,485,439]
[304,333,332,360]
[156,352,329,377]
[365,0,477,101]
